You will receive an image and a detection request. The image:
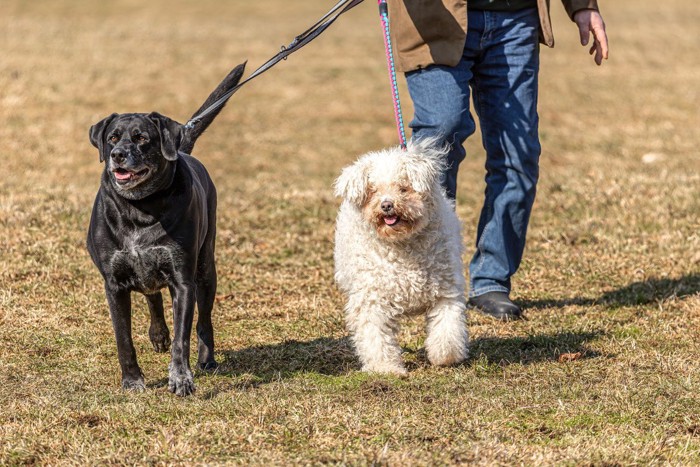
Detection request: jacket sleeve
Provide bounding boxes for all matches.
[562,0,599,20]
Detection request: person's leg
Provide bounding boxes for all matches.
[404,11,485,200]
[468,8,541,305]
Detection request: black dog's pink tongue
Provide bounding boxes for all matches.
[114,170,131,181]
[384,216,398,226]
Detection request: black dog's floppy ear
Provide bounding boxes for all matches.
[89,113,119,163]
[148,112,183,161]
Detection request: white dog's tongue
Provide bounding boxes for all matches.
[384,216,399,226]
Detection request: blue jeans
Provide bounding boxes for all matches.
[405,8,541,298]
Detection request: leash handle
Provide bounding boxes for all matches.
[378,0,407,150]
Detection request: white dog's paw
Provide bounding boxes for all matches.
[425,300,469,367]
[425,329,469,367]
[361,361,408,376]
[426,344,468,367]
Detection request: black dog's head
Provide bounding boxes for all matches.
[89,112,182,200]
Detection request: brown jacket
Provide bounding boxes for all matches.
[387,0,599,72]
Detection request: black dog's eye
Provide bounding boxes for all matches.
[108,135,119,144]
[135,134,148,143]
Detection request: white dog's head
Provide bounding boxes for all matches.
[334,139,448,242]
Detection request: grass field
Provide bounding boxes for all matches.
[1,0,699,464]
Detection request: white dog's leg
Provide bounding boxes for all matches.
[424,298,469,367]
[346,303,406,376]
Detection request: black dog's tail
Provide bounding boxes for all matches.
[180,62,247,154]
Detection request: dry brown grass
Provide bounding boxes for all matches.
[1,0,699,464]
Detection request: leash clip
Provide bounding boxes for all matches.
[281,36,301,59]
[184,118,199,130]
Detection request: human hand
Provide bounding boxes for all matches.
[573,9,608,65]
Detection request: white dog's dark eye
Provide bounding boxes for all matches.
[399,187,408,193]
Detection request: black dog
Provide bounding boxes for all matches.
[87,63,245,396]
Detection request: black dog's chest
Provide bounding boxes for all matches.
[109,234,177,294]
[87,151,213,298]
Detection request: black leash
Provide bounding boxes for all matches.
[185,0,365,130]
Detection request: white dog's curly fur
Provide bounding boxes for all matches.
[334,139,469,375]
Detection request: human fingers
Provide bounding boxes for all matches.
[586,40,599,64]
[588,39,603,65]
[592,26,609,62]
[594,41,603,65]
[590,14,609,61]
[578,22,590,46]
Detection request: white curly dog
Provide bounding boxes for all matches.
[334,139,469,375]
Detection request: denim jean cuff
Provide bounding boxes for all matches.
[468,285,510,298]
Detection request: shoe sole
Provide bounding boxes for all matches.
[468,303,523,322]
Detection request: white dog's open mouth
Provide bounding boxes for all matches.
[383,215,400,226]
[113,167,149,184]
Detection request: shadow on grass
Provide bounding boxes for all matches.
[467,330,604,366]
[215,336,359,385]
[519,273,700,310]
[147,276,699,390]
[205,330,602,387]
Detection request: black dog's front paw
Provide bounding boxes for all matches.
[149,324,171,353]
[122,376,146,392]
[168,367,195,397]
[198,359,218,371]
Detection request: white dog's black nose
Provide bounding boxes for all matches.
[381,200,394,213]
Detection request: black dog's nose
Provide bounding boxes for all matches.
[381,200,394,213]
[111,149,126,164]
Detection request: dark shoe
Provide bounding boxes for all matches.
[468,292,522,321]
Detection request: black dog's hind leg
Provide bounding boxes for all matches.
[146,292,171,353]
[168,283,197,396]
[196,256,217,371]
[105,287,145,391]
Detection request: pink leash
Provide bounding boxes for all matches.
[377,0,407,150]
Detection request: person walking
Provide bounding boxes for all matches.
[386,0,608,320]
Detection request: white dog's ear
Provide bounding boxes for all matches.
[402,143,447,193]
[334,157,371,206]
